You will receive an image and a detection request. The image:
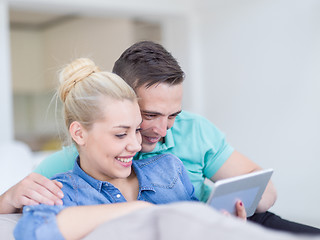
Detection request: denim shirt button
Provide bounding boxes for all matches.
[116,194,121,198]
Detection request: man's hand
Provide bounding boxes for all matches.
[0,173,64,214]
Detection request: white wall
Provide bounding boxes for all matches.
[11,17,144,148]
[161,15,205,113]
[11,29,45,93]
[0,0,13,142]
[43,17,135,89]
[197,0,320,227]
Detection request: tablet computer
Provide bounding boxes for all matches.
[206,168,273,217]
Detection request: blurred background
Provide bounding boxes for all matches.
[0,0,319,228]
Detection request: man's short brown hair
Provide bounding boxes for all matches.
[112,41,185,90]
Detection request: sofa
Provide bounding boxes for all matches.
[2,202,320,240]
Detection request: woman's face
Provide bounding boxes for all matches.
[77,97,142,182]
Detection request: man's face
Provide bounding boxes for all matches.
[136,83,183,153]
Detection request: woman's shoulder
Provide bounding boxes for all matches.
[51,171,83,192]
[135,154,183,169]
[51,170,74,182]
[135,154,184,182]
[134,154,194,199]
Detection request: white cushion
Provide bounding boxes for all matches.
[0,141,33,194]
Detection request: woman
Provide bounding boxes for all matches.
[14,58,201,240]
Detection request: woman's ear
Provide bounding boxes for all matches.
[69,121,86,146]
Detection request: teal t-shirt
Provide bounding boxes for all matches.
[34,111,234,202]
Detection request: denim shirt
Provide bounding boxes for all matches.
[14,154,198,240]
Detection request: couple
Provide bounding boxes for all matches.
[2,41,319,237]
[14,56,245,239]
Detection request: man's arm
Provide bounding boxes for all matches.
[211,150,277,213]
[0,173,63,214]
[0,146,77,214]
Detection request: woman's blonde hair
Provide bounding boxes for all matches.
[58,58,137,145]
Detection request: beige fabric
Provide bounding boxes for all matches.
[0,214,21,240]
[2,203,320,240]
[84,202,320,240]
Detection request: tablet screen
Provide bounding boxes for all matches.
[206,169,273,217]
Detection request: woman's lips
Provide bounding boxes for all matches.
[115,157,133,168]
[116,157,133,163]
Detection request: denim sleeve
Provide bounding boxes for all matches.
[14,205,66,240]
[51,174,78,207]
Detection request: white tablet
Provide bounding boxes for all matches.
[206,168,273,217]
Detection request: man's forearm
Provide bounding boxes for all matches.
[256,181,277,213]
[0,191,20,214]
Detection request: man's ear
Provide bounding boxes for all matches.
[69,121,86,146]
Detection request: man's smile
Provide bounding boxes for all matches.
[142,135,161,144]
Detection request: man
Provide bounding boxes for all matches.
[1,41,319,234]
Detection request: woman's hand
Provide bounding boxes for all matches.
[235,200,247,220]
[221,200,247,221]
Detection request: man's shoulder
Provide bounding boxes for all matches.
[174,110,215,131]
[34,145,78,178]
[177,110,201,120]
[171,110,228,151]
[176,110,211,123]
[50,145,78,158]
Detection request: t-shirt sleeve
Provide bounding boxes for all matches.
[198,117,234,179]
[33,145,79,178]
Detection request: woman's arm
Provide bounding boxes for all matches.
[14,201,153,240]
[57,201,153,240]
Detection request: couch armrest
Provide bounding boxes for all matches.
[0,214,21,240]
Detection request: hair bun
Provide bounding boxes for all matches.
[59,58,100,102]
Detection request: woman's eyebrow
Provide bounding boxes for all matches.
[113,120,142,129]
[113,125,130,129]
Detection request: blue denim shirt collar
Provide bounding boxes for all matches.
[73,157,156,193]
[132,159,156,192]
